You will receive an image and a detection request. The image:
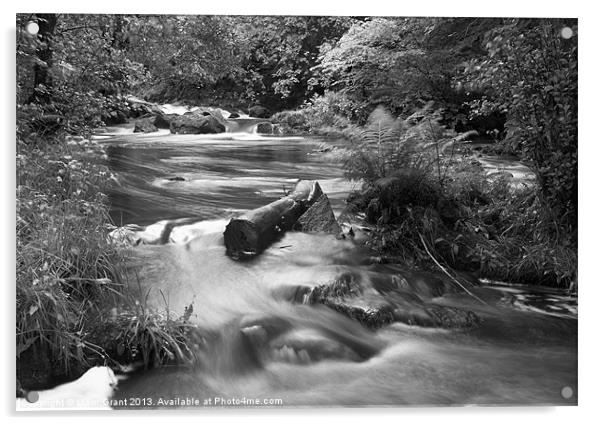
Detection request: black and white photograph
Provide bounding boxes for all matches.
[11,3,586,414]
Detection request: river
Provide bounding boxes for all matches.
[95,116,577,408]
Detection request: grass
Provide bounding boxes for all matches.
[16,136,200,389]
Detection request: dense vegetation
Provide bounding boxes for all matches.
[16,15,577,388]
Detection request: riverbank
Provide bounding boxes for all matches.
[272,103,577,290]
[16,134,197,392]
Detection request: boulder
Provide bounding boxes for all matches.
[293,194,341,234]
[169,114,226,134]
[249,105,270,118]
[305,269,480,330]
[229,112,240,119]
[126,97,162,118]
[255,122,273,134]
[153,113,178,129]
[133,117,158,133]
[103,110,128,125]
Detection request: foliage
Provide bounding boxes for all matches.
[315,18,501,121]
[235,16,351,109]
[344,105,448,183]
[17,14,150,137]
[16,138,125,372]
[271,91,360,136]
[16,137,201,382]
[89,293,199,369]
[345,111,576,287]
[463,18,578,231]
[126,15,243,102]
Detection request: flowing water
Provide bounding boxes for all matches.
[95,117,577,408]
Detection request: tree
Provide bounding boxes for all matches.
[235,16,351,109]
[17,14,150,137]
[124,15,244,101]
[315,17,502,121]
[463,19,578,232]
[28,14,58,104]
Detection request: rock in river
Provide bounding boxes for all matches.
[301,268,480,330]
[170,112,226,134]
[293,194,341,235]
[249,105,270,118]
[133,117,158,133]
[255,122,273,134]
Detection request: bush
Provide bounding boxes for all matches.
[344,105,448,183]
[271,91,361,136]
[16,136,204,388]
[16,138,124,374]
[463,19,577,232]
[344,107,577,288]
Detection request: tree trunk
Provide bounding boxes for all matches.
[223,180,324,260]
[29,13,58,104]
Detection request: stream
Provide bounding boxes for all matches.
[93,112,577,408]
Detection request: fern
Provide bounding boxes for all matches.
[345,104,448,183]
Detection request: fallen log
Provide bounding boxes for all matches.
[224,180,324,260]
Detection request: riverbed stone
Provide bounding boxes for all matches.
[255,122,273,134]
[153,113,178,129]
[305,269,480,330]
[133,117,158,133]
[170,114,226,134]
[293,194,341,234]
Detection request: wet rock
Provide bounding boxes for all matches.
[108,217,204,246]
[126,96,162,118]
[306,269,480,330]
[255,122,273,134]
[239,313,382,364]
[170,113,226,134]
[133,117,158,133]
[153,113,178,129]
[271,285,312,304]
[249,105,270,118]
[293,194,341,234]
[167,176,186,182]
[228,112,240,119]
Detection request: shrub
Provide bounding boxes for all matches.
[463,19,577,232]
[271,91,361,136]
[344,106,576,288]
[344,105,448,183]
[16,138,125,374]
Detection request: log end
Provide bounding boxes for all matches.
[224,219,260,260]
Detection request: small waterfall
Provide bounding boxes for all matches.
[225,118,272,134]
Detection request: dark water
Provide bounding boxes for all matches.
[97,122,577,408]
[104,128,355,226]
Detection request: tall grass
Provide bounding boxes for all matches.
[17,138,123,373]
[16,137,200,388]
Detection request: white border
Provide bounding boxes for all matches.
[2,1,599,424]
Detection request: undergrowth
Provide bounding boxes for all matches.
[344,106,577,288]
[271,91,361,137]
[16,136,199,389]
